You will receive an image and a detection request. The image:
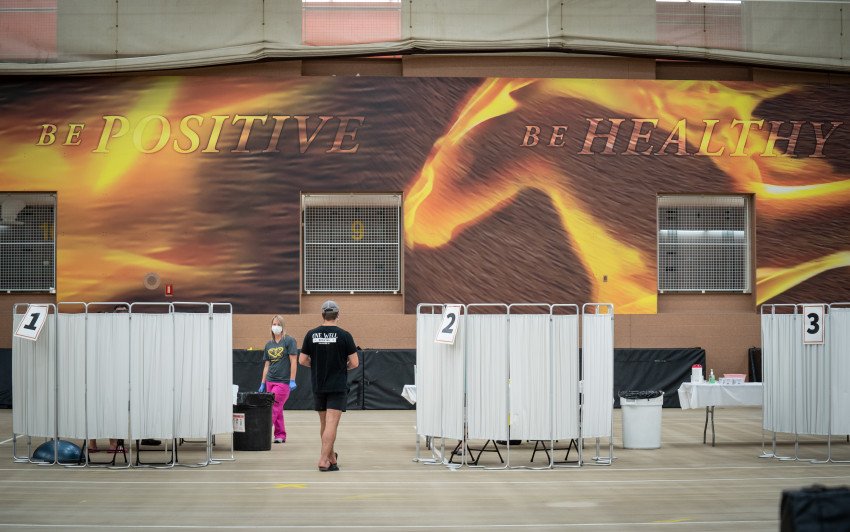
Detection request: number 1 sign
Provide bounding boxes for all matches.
[435,305,462,345]
[14,304,49,342]
[803,304,825,345]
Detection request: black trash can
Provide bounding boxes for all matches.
[233,392,274,451]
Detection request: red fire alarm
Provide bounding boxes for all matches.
[165,284,173,297]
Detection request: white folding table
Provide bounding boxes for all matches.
[678,382,763,446]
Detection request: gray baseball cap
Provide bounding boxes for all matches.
[321,300,340,312]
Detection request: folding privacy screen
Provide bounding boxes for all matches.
[415,302,614,469]
[12,302,233,468]
[761,303,850,463]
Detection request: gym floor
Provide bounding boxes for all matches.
[1,408,849,530]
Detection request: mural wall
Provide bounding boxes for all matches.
[0,76,848,313]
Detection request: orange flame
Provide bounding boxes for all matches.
[0,76,325,301]
[405,79,850,312]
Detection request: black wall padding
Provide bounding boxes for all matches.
[233,349,385,411]
[233,348,318,411]
[748,347,762,382]
[613,348,706,408]
[0,348,11,408]
[362,350,416,410]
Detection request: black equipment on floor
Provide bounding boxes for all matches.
[780,484,850,531]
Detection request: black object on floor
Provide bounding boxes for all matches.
[780,484,850,531]
[233,393,273,451]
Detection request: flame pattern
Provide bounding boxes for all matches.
[406,79,850,312]
[0,75,847,313]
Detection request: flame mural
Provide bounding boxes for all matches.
[406,78,850,312]
[0,75,847,313]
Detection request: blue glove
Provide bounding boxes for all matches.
[258,382,266,393]
[289,380,297,391]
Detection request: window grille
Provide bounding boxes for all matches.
[302,1,402,47]
[0,192,56,292]
[656,2,742,51]
[0,1,57,61]
[303,193,401,293]
[657,195,750,293]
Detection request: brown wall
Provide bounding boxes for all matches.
[7,55,848,375]
[235,294,413,351]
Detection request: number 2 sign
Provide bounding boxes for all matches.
[435,305,462,345]
[14,304,49,342]
[803,304,825,345]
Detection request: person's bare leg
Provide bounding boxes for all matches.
[317,411,327,467]
[319,409,342,468]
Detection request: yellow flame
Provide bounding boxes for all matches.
[0,76,331,302]
[757,252,850,304]
[405,79,850,312]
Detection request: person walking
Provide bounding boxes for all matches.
[259,315,298,444]
[299,301,359,471]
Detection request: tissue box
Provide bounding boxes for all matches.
[720,374,746,385]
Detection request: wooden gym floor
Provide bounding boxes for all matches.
[1,407,849,530]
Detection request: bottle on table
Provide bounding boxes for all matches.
[708,369,716,384]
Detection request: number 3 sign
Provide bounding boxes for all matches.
[803,304,825,345]
[14,304,49,342]
[435,305,462,345]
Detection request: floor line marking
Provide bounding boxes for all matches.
[0,520,779,529]
[0,475,847,485]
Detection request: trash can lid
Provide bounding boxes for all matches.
[618,390,664,400]
[239,391,276,406]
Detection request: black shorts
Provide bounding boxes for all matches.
[314,391,347,412]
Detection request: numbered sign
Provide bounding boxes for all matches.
[233,413,246,433]
[435,305,462,345]
[803,304,825,345]
[14,304,49,342]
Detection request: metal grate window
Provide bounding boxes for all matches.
[303,193,401,293]
[656,2,743,51]
[302,1,402,47]
[0,192,56,292]
[657,195,750,293]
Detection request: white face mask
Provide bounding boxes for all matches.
[271,325,283,335]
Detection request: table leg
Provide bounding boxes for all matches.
[703,407,709,444]
[711,406,714,447]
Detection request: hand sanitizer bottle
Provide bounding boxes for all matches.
[709,369,716,384]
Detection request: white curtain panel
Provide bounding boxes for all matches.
[552,315,580,440]
[797,314,830,436]
[57,314,86,439]
[415,313,464,440]
[86,313,131,440]
[466,313,508,442]
[12,313,56,438]
[509,314,549,441]
[761,313,778,432]
[581,313,613,439]
[762,313,799,434]
[174,313,211,439]
[210,312,234,435]
[130,314,175,440]
[830,308,850,435]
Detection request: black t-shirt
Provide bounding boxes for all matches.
[301,325,357,393]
